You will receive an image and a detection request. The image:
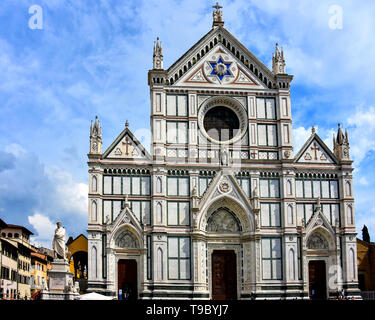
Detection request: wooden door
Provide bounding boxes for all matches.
[118,259,137,300]
[308,260,327,300]
[212,250,237,300]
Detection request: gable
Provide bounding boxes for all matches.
[295,134,338,164]
[174,44,267,89]
[102,128,151,160]
[167,27,274,89]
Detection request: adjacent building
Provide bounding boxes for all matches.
[67,234,88,293]
[30,251,49,296]
[1,223,34,299]
[86,5,360,299]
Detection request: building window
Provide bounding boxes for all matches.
[103,175,151,196]
[261,237,282,280]
[166,94,187,116]
[167,177,190,196]
[237,177,251,197]
[102,234,107,279]
[260,178,280,198]
[260,203,281,227]
[147,236,152,280]
[296,179,339,199]
[199,177,213,196]
[258,124,278,146]
[130,200,151,225]
[297,237,302,280]
[168,237,191,280]
[297,203,340,226]
[256,98,276,119]
[166,121,188,144]
[167,202,190,226]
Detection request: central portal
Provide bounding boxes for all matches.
[118,259,137,300]
[308,260,327,300]
[211,250,237,300]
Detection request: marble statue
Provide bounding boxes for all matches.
[52,221,67,260]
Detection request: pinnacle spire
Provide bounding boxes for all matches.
[153,36,163,69]
[272,42,286,74]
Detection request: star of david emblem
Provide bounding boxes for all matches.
[209,56,233,81]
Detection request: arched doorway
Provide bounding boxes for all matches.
[118,260,137,300]
[212,250,237,300]
[308,260,327,300]
[306,231,331,300]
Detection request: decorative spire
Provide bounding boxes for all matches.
[272,43,286,74]
[212,2,224,27]
[336,123,345,145]
[311,126,316,135]
[334,123,350,160]
[89,116,102,155]
[153,37,163,69]
[125,120,129,128]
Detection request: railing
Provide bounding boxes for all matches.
[361,291,375,300]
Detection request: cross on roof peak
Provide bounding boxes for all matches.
[213,2,222,11]
[212,2,224,27]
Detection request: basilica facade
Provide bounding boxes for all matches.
[86,5,360,300]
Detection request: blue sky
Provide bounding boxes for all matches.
[0,0,374,247]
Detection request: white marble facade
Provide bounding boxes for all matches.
[86,6,360,300]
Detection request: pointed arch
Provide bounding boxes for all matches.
[287,205,294,225]
[199,194,254,232]
[92,175,97,192]
[348,248,356,280]
[347,205,353,225]
[346,181,351,196]
[306,230,330,250]
[91,246,97,279]
[287,179,292,195]
[92,200,98,222]
[156,177,162,193]
[157,247,164,281]
[289,249,295,280]
[156,202,163,223]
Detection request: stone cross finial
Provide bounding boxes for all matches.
[125,120,129,128]
[212,2,224,27]
[311,126,316,134]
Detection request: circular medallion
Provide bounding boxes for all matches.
[219,180,231,193]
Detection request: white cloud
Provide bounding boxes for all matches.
[45,165,88,216]
[292,126,311,153]
[5,143,26,158]
[28,212,56,249]
[359,177,369,186]
[346,106,375,165]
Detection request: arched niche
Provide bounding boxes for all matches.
[199,195,254,232]
[206,207,241,232]
[114,229,140,249]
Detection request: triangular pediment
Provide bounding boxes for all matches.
[108,204,143,246]
[198,170,253,212]
[305,204,336,248]
[102,127,151,160]
[295,133,338,164]
[167,26,274,89]
[196,169,255,232]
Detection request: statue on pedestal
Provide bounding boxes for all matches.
[52,221,67,260]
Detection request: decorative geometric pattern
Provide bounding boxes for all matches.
[208,56,233,82]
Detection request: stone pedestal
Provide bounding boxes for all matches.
[41,259,79,300]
